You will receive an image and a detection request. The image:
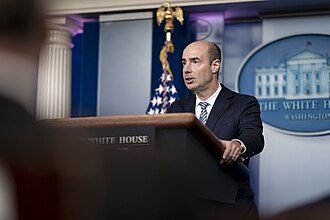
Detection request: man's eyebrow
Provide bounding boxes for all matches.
[182,57,200,62]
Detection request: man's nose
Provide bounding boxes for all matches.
[183,63,191,73]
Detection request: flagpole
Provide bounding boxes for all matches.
[157,0,184,80]
[146,1,183,114]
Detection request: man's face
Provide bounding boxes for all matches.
[181,42,216,93]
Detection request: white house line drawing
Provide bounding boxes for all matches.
[255,48,330,100]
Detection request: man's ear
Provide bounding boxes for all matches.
[211,59,220,74]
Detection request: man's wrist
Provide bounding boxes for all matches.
[231,139,247,154]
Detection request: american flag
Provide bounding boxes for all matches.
[146,70,179,114]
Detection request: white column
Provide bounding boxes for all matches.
[36,16,83,120]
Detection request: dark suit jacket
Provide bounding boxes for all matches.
[169,84,264,201]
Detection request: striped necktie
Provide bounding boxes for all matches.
[199,102,209,124]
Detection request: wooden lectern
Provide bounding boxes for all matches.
[41,113,248,203]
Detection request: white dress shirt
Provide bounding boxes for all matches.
[195,83,222,121]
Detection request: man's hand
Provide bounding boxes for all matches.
[219,140,242,166]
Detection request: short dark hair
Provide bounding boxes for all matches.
[206,41,221,65]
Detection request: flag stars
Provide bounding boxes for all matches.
[156,84,164,94]
[147,108,155,115]
[151,97,158,106]
[146,70,179,115]
[170,85,177,95]
[156,96,162,105]
[166,86,170,93]
[169,96,176,105]
[160,73,166,82]
[160,108,166,114]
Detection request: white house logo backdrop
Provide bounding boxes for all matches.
[238,34,330,135]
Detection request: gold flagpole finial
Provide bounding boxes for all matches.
[157,1,184,80]
[157,1,184,43]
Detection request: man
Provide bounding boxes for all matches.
[169,41,264,219]
[0,2,202,219]
[0,1,48,219]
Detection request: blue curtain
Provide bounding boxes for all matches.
[71,21,100,117]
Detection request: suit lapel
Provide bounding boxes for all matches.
[184,95,196,113]
[206,85,233,131]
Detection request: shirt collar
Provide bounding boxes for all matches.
[195,83,222,108]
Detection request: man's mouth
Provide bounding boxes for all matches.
[185,77,194,84]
